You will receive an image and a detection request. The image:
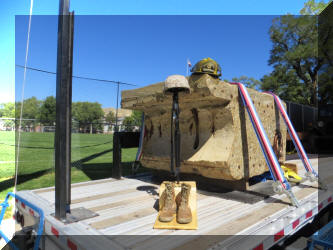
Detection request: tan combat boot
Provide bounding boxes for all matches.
[176,183,192,224]
[159,182,177,222]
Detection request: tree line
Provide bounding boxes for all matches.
[0,96,143,133]
[231,0,332,107]
[0,96,108,132]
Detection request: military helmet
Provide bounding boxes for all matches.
[191,57,222,77]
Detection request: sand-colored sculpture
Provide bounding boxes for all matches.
[121,73,287,190]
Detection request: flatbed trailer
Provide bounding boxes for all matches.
[10,156,333,250]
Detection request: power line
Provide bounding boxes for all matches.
[15,64,137,86]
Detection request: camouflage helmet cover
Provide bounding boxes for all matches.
[190,57,222,77]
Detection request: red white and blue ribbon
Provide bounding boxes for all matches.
[265,92,317,177]
[231,83,290,190]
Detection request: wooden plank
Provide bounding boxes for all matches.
[71,190,154,211]
[89,194,157,212]
[71,188,137,204]
[125,197,240,236]
[101,196,218,235]
[82,195,158,225]
[91,207,157,230]
[34,178,117,194]
[206,186,317,235]
[36,177,157,203]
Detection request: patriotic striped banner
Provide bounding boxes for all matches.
[230,83,290,190]
[265,92,317,176]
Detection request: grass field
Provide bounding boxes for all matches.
[0,131,15,180]
[0,131,147,218]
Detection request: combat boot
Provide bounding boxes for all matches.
[176,183,192,224]
[159,182,176,222]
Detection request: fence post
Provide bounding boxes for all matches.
[112,131,122,179]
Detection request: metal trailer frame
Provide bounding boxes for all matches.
[0,192,45,250]
[8,175,332,250]
[213,190,333,250]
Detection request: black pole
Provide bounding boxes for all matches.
[115,82,120,130]
[55,0,74,220]
[170,91,180,182]
[112,82,121,179]
[173,92,181,182]
[170,102,175,175]
[66,11,74,209]
[170,92,181,182]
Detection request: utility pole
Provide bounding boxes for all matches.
[55,0,74,220]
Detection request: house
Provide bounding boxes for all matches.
[102,108,132,133]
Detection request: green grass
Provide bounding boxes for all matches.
[0,131,15,179]
[0,131,148,219]
[0,131,15,162]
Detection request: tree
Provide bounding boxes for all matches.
[39,96,56,125]
[122,110,142,132]
[300,0,328,15]
[0,104,4,117]
[105,110,116,131]
[15,97,41,119]
[105,111,116,124]
[261,65,312,104]
[131,110,143,126]
[122,116,135,132]
[318,1,333,104]
[265,0,329,106]
[231,76,261,90]
[15,97,41,129]
[0,102,15,118]
[72,102,104,133]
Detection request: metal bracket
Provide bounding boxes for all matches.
[284,189,300,207]
[52,207,98,224]
[318,178,328,190]
[305,172,328,190]
[272,181,300,207]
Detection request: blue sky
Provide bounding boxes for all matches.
[2,0,308,107]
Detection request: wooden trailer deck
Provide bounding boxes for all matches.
[16,157,333,250]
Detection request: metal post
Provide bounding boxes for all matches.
[170,92,181,181]
[112,82,121,179]
[55,0,74,220]
[66,11,74,209]
[173,92,181,182]
[115,82,120,131]
[112,131,122,179]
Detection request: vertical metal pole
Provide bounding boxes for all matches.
[55,0,74,220]
[170,103,175,175]
[173,92,181,182]
[66,11,74,210]
[112,82,121,179]
[115,82,120,131]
